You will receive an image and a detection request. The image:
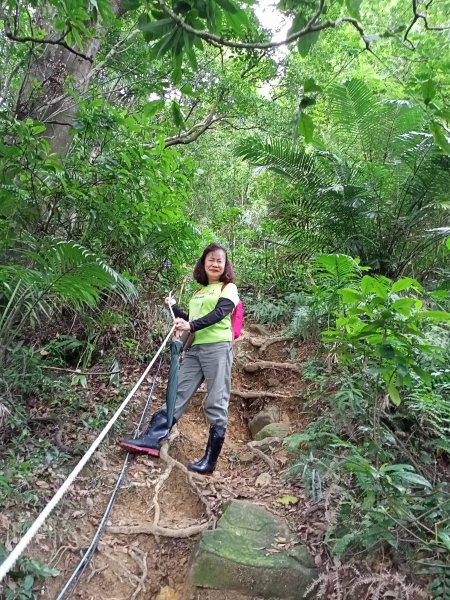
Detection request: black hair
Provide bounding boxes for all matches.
[192,243,235,286]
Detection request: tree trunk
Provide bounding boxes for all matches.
[16,38,100,156]
[14,1,123,156]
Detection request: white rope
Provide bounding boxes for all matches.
[0,324,175,583]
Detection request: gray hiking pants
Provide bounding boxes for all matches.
[161,342,233,428]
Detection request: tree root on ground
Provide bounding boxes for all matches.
[129,546,148,600]
[249,336,294,355]
[108,429,216,540]
[247,437,282,471]
[231,389,290,400]
[108,521,212,538]
[243,360,300,374]
[247,324,270,336]
[160,431,216,521]
[50,531,88,567]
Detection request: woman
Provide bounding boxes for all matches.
[120,243,239,475]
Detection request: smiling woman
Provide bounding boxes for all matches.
[120,243,240,475]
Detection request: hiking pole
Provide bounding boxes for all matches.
[178,264,192,303]
[167,289,176,322]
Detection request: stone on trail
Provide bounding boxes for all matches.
[255,472,272,487]
[249,405,286,438]
[189,500,317,599]
[267,377,281,388]
[254,422,291,441]
[155,586,179,600]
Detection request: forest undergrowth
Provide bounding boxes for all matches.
[2,0,450,597]
[1,250,450,599]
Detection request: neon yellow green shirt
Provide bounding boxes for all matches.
[189,282,240,345]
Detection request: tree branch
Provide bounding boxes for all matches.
[163,112,227,148]
[158,0,370,51]
[404,0,450,48]
[4,29,94,63]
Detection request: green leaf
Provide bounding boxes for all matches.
[172,53,182,85]
[430,122,450,154]
[361,275,388,299]
[429,289,450,301]
[421,310,450,322]
[297,30,320,57]
[72,374,88,388]
[142,99,164,118]
[412,366,432,387]
[392,277,423,293]
[120,0,141,11]
[149,28,179,58]
[388,382,401,406]
[138,16,173,34]
[215,0,239,13]
[303,78,322,93]
[338,288,362,304]
[332,533,356,557]
[435,108,450,122]
[438,531,450,550]
[277,495,299,505]
[398,471,432,489]
[380,342,396,359]
[171,100,185,129]
[345,0,362,19]
[186,47,199,70]
[299,96,316,109]
[391,297,422,316]
[23,575,34,591]
[223,7,249,32]
[25,559,60,577]
[31,124,46,135]
[446,237,450,250]
[289,12,320,56]
[421,79,436,105]
[298,113,314,143]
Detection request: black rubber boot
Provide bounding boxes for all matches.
[119,410,175,457]
[188,425,226,475]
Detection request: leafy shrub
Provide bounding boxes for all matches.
[0,545,59,599]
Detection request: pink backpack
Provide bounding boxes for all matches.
[221,283,243,341]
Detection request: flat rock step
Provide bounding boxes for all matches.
[189,500,318,599]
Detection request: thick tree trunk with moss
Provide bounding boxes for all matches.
[14,2,122,156]
[16,40,100,156]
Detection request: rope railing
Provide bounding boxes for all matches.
[0,324,175,583]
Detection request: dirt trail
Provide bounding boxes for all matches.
[40,329,317,600]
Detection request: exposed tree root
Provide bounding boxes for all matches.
[231,389,290,400]
[249,336,294,356]
[243,360,300,374]
[86,563,108,584]
[108,429,216,541]
[129,546,148,600]
[159,433,215,521]
[248,324,269,336]
[108,521,211,538]
[247,437,282,471]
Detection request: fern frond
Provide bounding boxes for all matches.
[236,137,331,191]
[329,79,379,160]
[0,239,137,356]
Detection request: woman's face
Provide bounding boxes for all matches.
[205,250,226,283]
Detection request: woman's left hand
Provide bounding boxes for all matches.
[174,318,191,331]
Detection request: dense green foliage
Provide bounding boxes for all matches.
[1,0,449,596]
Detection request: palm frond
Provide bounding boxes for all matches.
[236,137,332,191]
[329,79,379,159]
[0,239,137,361]
[314,253,362,286]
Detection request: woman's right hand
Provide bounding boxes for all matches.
[164,297,176,306]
